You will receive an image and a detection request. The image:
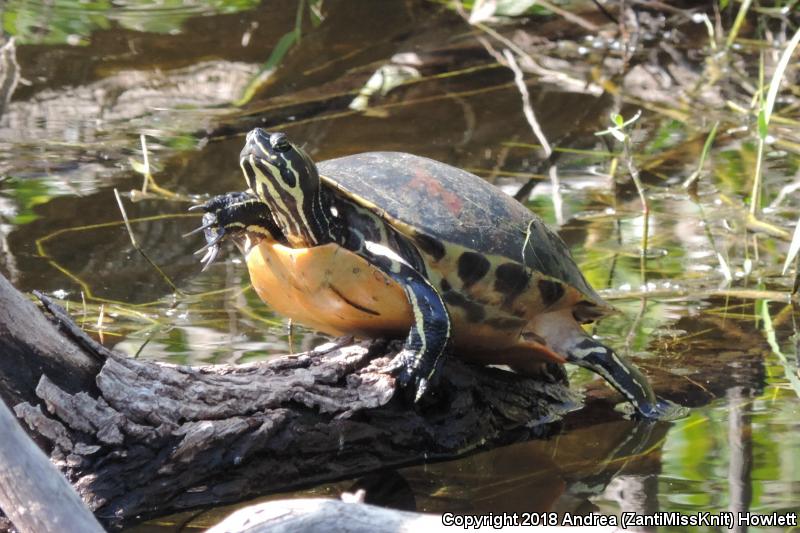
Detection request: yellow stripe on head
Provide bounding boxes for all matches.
[239,129,333,247]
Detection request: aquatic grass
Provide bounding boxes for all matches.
[596,111,650,273]
[749,26,800,217]
[236,0,324,106]
[725,0,753,51]
[34,213,197,305]
[681,122,734,282]
[129,134,191,202]
[782,221,800,281]
[501,142,619,158]
[744,26,800,291]
[759,299,800,399]
[683,121,720,189]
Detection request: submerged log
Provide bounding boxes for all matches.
[0,272,578,528]
[207,497,445,533]
[207,497,619,533]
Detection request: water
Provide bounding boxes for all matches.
[1,1,798,530]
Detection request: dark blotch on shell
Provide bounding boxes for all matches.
[442,291,485,323]
[413,232,446,261]
[538,279,565,308]
[457,251,490,288]
[441,278,452,292]
[494,263,530,303]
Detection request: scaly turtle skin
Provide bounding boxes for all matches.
[193,128,683,419]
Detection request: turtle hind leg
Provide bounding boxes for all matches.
[566,336,687,420]
[531,309,687,420]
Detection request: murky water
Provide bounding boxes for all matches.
[1,1,798,530]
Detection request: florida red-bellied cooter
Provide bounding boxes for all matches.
[193,128,683,419]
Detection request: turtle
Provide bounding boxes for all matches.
[191,128,682,419]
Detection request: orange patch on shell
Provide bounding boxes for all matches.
[407,167,463,215]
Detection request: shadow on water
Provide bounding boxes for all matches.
[1,0,799,530]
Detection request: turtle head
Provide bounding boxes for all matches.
[239,129,332,246]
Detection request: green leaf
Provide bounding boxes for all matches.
[129,158,148,176]
[759,298,800,399]
[236,29,299,105]
[757,109,768,139]
[782,217,800,275]
[494,0,540,16]
[610,129,625,143]
[264,30,300,73]
[763,26,800,127]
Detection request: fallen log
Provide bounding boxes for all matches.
[0,398,103,533]
[0,272,579,528]
[0,274,101,409]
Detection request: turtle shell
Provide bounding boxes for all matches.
[318,152,610,318]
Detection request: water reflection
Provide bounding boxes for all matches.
[4,0,260,46]
[399,418,670,516]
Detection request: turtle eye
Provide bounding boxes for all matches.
[270,133,291,152]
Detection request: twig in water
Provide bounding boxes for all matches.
[129,134,190,202]
[80,290,87,330]
[114,188,183,295]
[288,318,295,355]
[596,112,649,274]
[503,49,563,223]
[96,304,105,345]
[503,49,551,158]
[682,121,720,189]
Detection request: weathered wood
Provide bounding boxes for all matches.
[0,272,578,528]
[0,274,102,408]
[0,398,104,533]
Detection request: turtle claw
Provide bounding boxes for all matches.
[199,245,220,272]
[386,348,441,403]
[386,349,416,384]
[182,219,218,238]
[193,229,224,255]
[187,204,228,270]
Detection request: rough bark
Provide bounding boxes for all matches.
[0,273,578,528]
[0,274,101,409]
[0,399,104,533]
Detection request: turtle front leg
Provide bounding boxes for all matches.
[358,241,451,402]
[188,191,285,270]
